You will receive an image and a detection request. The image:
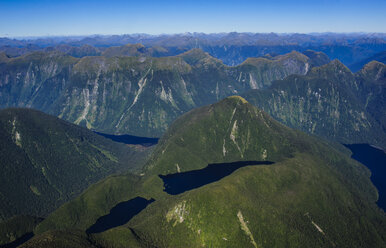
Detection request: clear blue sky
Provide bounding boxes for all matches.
[0,0,385,37]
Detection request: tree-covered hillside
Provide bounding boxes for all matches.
[0,108,150,222]
[29,97,386,248]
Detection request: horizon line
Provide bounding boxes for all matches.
[2,31,386,40]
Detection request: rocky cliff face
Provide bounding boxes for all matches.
[243,60,386,148]
[0,49,316,137]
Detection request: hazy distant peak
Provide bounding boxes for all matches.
[310,59,352,76]
[362,60,385,71]
[278,50,308,59]
[179,48,207,57]
[102,43,148,57]
[358,60,386,83]
[240,51,310,71]
[179,48,222,66]
[241,57,272,66]
[124,43,145,48]
[329,59,351,69]
[302,50,330,67]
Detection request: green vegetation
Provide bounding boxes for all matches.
[35,174,143,234]
[4,48,384,149]
[1,48,382,149]
[0,49,317,137]
[0,215,42,246]
[29,97,386,247]
[0,108,151,223]
[1,38,385,247]
[19,230,97,248]
[243,60,386,149]
[102,43,169,58]
[90,227,142,248]
[126,153,384,247]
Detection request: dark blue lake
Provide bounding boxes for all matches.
[94,131,159,147]
[86,197,155,234]
[344,144,386,211]
[159,160,274,195]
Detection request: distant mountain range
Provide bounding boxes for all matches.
[349,50,386,72]
[1,32,386,69]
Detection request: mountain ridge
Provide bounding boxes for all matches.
[0,108,151,222]
[1,32,385,68]
[243,59,386,149]
[0,49,318,137]
[30,96,386,247]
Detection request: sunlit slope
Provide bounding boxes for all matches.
[243,60,386,149]
[31,96,386,247]
[0,49,317,137]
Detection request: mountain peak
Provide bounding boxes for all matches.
[241,50,309,67]
[145,96,303,175]
[179,48,208,59]
[361,60,385,71]
[309,59,352,77]
[124,43,145,48]
[241,57,270,66]
[179,48,222,66]
[273,50,309,62]
[102,43,147,57]
[225,95,249,104]
[329,59,351,71]
[302,50,330,67]
[357,60,386,83]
